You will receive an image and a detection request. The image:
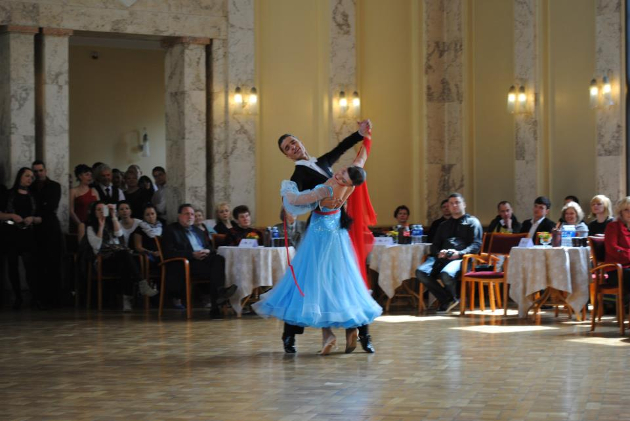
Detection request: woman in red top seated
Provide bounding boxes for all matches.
[603,196,630,292]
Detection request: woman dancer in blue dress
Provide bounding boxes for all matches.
[253,139,382,355]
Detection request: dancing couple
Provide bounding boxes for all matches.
[253,120,382,355]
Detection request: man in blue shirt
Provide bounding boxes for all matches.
[162,204,236,318]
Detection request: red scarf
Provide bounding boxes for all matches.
[346,133,376,288]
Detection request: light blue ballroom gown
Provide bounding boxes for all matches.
[252,182,382,328]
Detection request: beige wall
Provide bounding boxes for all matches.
[255,0,330,226]
[547,0,596,218]
[470,0,515,225]
[359,0,419,227]
[69,45,165,182]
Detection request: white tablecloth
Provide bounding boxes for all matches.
[368,243,431,298]
[218,246,296,315]
[507,246,591,318]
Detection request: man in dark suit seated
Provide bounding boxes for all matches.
[427,199,451,243]
[520,196,556,241]
[487,200,522,233]
[224,205,264,247]
[161,203,236,318]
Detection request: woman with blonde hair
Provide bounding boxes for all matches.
[213,202,235,234]
[588,194,613,235]
[557,201,588,233]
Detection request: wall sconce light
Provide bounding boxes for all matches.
[588,74,615,109]
[336,90,361,117]
[506,84,529,114]
[140,127,150,158]
[589,78,599,109]
[339,90,348,112]
[233,86,259,114]
[602,75,613,106]
[507,85,516,114]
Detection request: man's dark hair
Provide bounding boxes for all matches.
[232,205,250,220]
[178,203,194,214]
[74,164,91,180]
[564,195,580,205]
[92,162,104,170]
[448,192,464,201]
[277,134,293,154]
[31,160,45,168]
[497,200,511,210]
[534,196,551,209]
[152,166,166,174]
[347,166,366,186]
[394,205,410,218]
[440,199,449,206]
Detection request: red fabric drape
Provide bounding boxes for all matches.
[346,133,377,289]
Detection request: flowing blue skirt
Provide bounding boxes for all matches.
[253,210,382,328]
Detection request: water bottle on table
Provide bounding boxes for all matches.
[411,225,424,244]
[560,225,576,247]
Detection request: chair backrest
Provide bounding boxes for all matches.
[588,236,606,265]
[154,236,164,264]
[212,233,227,249]
[481,232,490,253]
[488,233,528,255]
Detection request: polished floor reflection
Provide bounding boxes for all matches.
[1,308,630,421]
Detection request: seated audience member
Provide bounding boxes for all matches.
[520,196,556,240]
[85,201,157,311]
[274,208,307,248]
[112,168,126,191]
[427,199,451,243]
[393,205,410,227]
[213,202,235,234]
[139,175,155,192]
[557,201,588,233]
[117,201,141,247]
[161,204,236,317]
[487,200,522,233]
[194,208,217,244]
[93,164,125,204]
[415,193,482,312]
[602,197,630,294]
[588,194,613,235]
[151,166,178,223]
[133,204,162,264]
[69,164,99,240]
[0,168,42,310]
[225,205,264,246]
[124,170,153,218]
[558,195,581,224]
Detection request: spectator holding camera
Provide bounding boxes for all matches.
[415,193,482,313]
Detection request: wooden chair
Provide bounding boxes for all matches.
[155,237,221,319]
[588,236,625,335]
[86,252,146,311]
[459,233,527,315]
[211,233,227,249]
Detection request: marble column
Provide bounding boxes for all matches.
[163,37,210,212]
[38,28,72,231]
[0,25,38,186]
[209,0,256,218]
[424,0,465,222]
[330,0,358,169]
[513,0,541,219]
[595,0,625,199]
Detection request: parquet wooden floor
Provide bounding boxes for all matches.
[1,308,630,421]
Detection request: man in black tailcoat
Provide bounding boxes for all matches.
[276,119,376,354]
